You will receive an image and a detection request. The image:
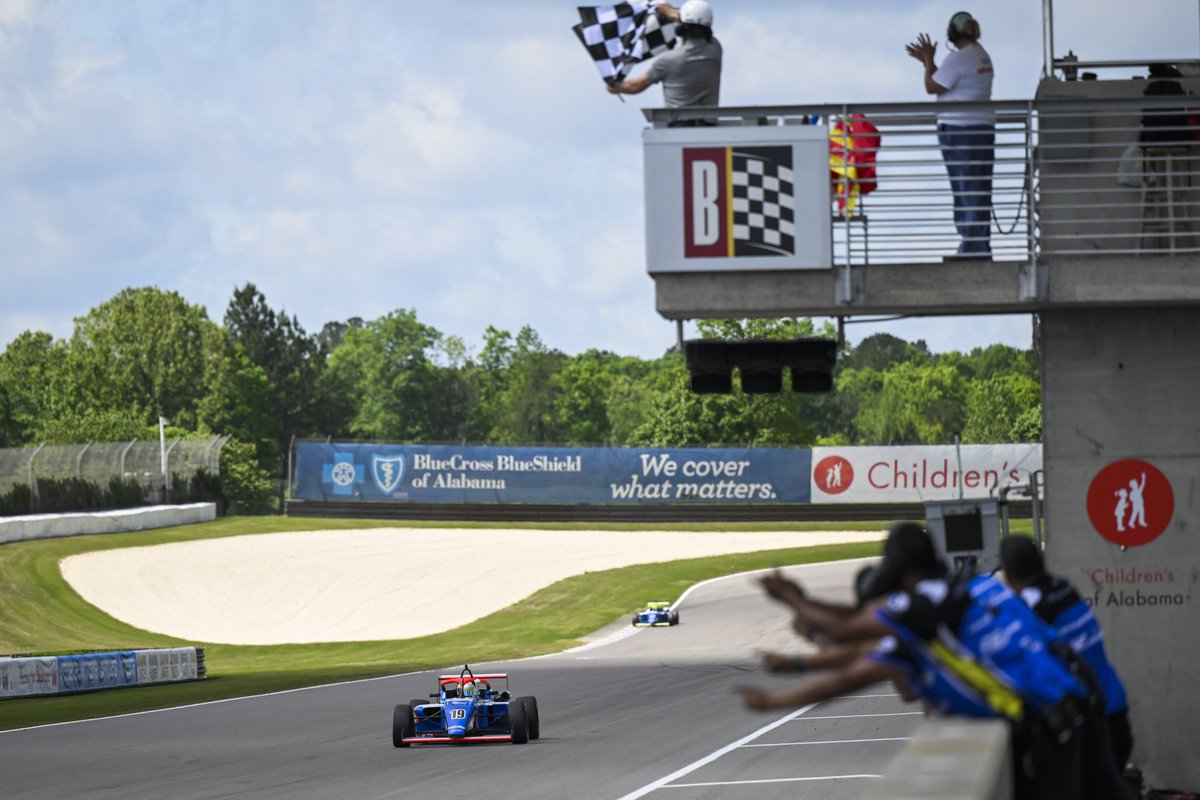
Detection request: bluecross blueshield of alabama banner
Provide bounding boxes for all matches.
[293,443,812,505]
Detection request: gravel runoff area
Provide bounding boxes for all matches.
[59,528,886,646]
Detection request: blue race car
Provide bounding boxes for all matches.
[632,601,680,627]
[392,665,540,746]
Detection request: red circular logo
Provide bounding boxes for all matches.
[1086,459,1174,547]
[814,455,854,495]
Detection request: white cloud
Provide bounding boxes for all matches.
[1,0,1194,360]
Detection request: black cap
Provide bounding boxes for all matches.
[998,536,1045,581]
[870,522,946,595]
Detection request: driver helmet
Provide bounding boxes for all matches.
[462,680,475,697]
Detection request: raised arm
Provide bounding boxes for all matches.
[737,656,904,711]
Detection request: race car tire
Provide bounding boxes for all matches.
[516,696,540,740]
[408,699,427,709]
[393,704,415,748]
[670,610,680,625]
[632,616,639,626]
[508,696,530,744]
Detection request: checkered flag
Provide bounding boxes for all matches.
[573,3,677,86]
[732,147,796,257]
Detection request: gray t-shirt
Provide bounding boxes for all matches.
[646,36,722,109]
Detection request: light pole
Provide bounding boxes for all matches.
[159,416,168,497]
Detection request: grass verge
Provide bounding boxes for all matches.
[0,515,1003,731]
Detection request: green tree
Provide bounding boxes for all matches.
[0,331,67,446]
[488,327,567,444]
[63,287,214,430]
[324,309,456,441]
[962,373,1042,443]
[551,350,622,445]
[841,332,932,372]
[195,330,277,465]
[853,362,968,444]
[224,284,329,465]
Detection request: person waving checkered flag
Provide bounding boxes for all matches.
[573,3,677,86]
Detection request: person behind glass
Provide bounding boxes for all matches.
[906,12,995,259]
[607,1,722,127]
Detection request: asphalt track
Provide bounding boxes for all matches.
[1,558,920,799]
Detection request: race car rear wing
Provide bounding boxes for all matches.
[438,673,508,681]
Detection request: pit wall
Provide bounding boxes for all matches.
[0,503,217,546]
[1042,306,1200,790]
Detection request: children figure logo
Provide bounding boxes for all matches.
[813,455,854,495]
[1086,459,1174,547]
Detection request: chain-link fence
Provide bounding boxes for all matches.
[0,436,230,514]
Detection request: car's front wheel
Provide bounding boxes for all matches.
[516,695,540,740]
[509,697,530,744]
[393,704,415,748]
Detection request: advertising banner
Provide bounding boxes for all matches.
[58,652,138,693]
[294,443,812,505]
[0,656,59,698]
[136,648,199,685]
[643,125,832,273]
[810,444,1042,503]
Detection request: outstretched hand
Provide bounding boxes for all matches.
[758,569,806,607]
[758,650,796,674]
[734,685,773,711]
[905,33,937,65]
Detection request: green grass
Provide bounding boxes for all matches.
[1,515,1028,730]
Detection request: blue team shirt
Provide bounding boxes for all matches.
[1018,574,1128,715]
[874,572,1085,717]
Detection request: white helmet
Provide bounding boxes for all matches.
[679,0,713,27]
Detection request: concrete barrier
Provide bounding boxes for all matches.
[862,718,1012,800]
[0,503,217,546]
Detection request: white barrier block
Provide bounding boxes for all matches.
[862,718,1012,800]
[136,647,199,685]
[0,503,217,545]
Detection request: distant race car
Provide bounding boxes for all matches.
[632,601,680,627]
[392,665,540,746]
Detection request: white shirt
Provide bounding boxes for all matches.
[933,42,994,126]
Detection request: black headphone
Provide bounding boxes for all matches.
[947,11,973,44]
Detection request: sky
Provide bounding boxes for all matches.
[1,0,1196,360]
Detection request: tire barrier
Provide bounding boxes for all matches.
[0,647,205,700]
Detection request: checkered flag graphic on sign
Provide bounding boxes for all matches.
[731,147,796,257]
[573,3,677,85]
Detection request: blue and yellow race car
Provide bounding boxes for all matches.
[392,665,540,746]
[632,601,680,627]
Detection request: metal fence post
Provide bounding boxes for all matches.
[75,442,92,481]
[27,443,45,513]
[119,438,138,478]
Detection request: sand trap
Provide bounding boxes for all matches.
[59,528,885,645]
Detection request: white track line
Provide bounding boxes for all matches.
[798,712,924,720]
[663,775,883,788]
[615,703,818,800]
[743,736,912,747]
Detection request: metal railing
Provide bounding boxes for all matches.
[644,96,1200,268]
[0,436,230,495]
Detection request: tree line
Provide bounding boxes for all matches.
[0,284,1042,486]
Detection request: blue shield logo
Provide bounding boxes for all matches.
[372,454,405,494]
